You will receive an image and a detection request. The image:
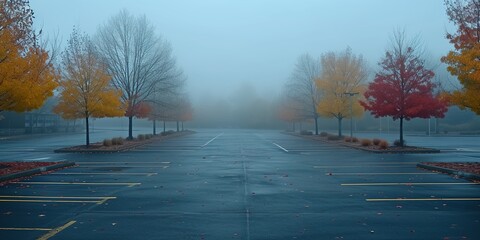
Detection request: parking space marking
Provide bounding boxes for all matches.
[0,196,117,204]
[51,172,157,176]
[76,165,169,169]
[314,165,411,168]
[272,143,289,152]
[342,182,480,186]
[75,161,170,164]
[366,198,480,202]
[0,227,52,231]
[37,220,76,240]
[327,172,436,176]
[12,182,141,187]
[202,132,224,147]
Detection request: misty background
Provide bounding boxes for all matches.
[26,0,479,132]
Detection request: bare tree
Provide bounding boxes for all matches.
[96,10,179,139]
[285,54,321,134]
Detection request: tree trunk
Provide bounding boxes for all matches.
[85,116,90,146]
[128,116,133,140]
[163,121,166,132]
[338,118,342,137]
[399,117,404,147]
[314,117,319,135]
[176,121,179,132]
[153,119,156,135]
[181,121,184,131]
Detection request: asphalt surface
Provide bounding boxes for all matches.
[0,129,479,239]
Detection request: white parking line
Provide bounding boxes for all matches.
[202,133,224,147]
[272,143,289,152]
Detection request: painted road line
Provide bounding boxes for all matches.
[202,132,224,147]
[76,165,169,169]
[0,227,52,231]
[272,143,289,153]
[12,182,141,187]
[314,165,411,168]
[37,220,76,240]
[0,196,116,204]
[342,182,480,186]
[0,199,100,203]
[366,198,480,202]
[75,161,170,164]
[0,195,116,199]
[327,172,437,176]
[51,172,157,176]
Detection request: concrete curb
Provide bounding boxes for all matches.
[0,161,75,182]
[54,131,195,153]
[417,163,480,181]
[283,132,440,154]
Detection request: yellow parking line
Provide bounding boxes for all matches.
[366,198,480,202]
[12,182,141,187]
[0,227,52,231]
[327,172,436,176]
[37,220,76,240]
[51,172,157,176]
[342,182,480,186]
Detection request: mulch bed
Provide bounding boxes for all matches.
[421,162,480,175]
[0,162,57,176]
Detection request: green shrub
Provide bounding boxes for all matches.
[320,132,329,137]
[103,139,112,146]
[145,134,153,139]
[360,139,372,146]
[379,140,389,149]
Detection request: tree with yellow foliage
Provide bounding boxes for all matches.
[442,0,480,114]
[0,0,58,113]
[54,28,124,146]
[316,48,368,137]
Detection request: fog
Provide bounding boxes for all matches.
[31,0,466,130]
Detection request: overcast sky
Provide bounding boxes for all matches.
[31,0,454,102]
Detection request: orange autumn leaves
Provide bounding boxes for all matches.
[54,28,124,120]
[0,0,57,112]
[442,0,480,114]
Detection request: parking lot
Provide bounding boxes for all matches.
[0,130,479,239]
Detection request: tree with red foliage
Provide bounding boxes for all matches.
[361,31,448,146]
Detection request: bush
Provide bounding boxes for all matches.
[360,139,372,146]
[300,130,313,135]
[161,130,176,136]
[103,139,112,146]
[373,138,381,146]
[137,134,145,141]
[393,139,406,147]
[344,136,352,142]
[320,132,329,137]
[145,134,153,139]
[327,135,342,141]
[352,137,359,143]
[379,140,389,149]
[112,137,124,145]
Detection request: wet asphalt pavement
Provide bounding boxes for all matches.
[0,129,479,239]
